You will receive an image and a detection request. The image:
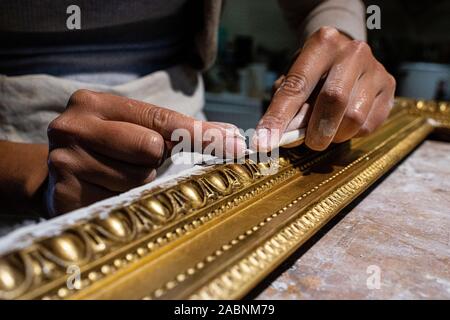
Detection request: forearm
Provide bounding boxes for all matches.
[0,140,48,215]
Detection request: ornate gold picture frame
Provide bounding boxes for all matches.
[0,97,449,300]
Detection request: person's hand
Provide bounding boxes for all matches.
[46,90,245,215]
[253,26,396,151]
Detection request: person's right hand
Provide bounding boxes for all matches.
[46,90,245,216]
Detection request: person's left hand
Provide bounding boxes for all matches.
[252,26,396,151]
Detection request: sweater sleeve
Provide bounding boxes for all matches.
[277,0,367,44]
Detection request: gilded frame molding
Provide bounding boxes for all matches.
[0,97,449,300]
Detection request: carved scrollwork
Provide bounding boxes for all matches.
[0,252,33,299]
[0,156,295,299]
[0,97,447,300]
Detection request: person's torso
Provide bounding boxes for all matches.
[0,0,198,85]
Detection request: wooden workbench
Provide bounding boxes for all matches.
[255,140,450,299]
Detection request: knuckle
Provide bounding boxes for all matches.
[47,116,70,138]
[373,61,385,72]
[387,74,396,89]
[345,108,366,127]
[48,149,72,171]
[321,85,348,106]
[47,114,83,141]
[349,40,371,56]
[68,89,97,107]
[314,26,340,43]
[143,106,172,131]
[47,116,64,133]
[278,73,309,97]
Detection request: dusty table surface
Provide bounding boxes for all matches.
[255,140,450,300]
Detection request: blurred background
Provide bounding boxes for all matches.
[203,0,450,130]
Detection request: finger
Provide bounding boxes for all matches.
[305,42,371,151]
[286,103,311,131]
[332,73,380,143]
[50,147,157,193]
[254,27,342,151]
[68,117,168,167]
[356,83,395,137]
[48,172,116,215]
[84,91,246,157]
[77,147,157,192]
[272,75,285,95]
